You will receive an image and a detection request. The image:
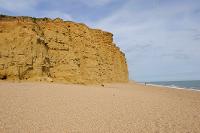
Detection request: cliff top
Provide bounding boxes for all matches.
[0,14,113,36]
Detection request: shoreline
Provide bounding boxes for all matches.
[137,82,200,92]
[144,83,200,92]
[0,81,200,132]
[1,80,199,92]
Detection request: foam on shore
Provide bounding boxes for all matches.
[145,83,200,92]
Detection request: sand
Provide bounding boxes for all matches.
[0,81,200,133]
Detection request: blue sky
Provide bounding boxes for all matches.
[0,0,200,81]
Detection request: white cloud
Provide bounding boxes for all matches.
[80,0,113,6]
[0,0,38,12]
[0,0,73,21]
[36,10,73,21]
[89,0,200,81]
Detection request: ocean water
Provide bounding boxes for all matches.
[146,80,200,91]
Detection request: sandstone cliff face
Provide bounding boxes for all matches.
[0,15,128,84]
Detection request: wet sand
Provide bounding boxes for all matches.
[0,82,200,132]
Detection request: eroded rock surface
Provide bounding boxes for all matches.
[0,15,128,84]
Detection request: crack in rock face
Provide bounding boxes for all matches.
[0,15,129,84]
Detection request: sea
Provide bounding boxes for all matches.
[145,80,200,91]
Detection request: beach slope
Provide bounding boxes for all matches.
[0,82,200,132]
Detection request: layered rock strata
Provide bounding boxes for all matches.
[0,15,128,84]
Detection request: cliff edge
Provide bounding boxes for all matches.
[0,15,128,84]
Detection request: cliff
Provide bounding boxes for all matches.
[0,15,128,84]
